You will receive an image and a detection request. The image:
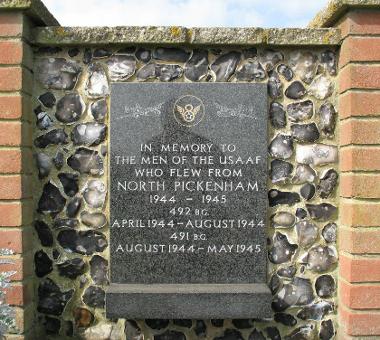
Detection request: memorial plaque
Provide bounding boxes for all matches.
[106,83,272,319]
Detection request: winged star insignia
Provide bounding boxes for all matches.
[176,104,201,123]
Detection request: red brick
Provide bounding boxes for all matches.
[0,229,23,253]
[340,11,380,38]
[0,202,23,226]
[0,96,23,120]
[341,200,380,227]
[340,304,380,336]
[340,119,380,145]
[0,228,32,255]
[3,281,32,306]
[340,146,380,171]
[0,122,21,146]
[341,174,380,198]
[0,121,31,146]
[339,65,380,93]
[340,280,380,309]
[0,175,22,199]
[339,91,380,119]
[0,175,31,199]
[0,12,23,37]
[0,255,32,281]
[0,67,23,92]
[340,254,380,282]
[0,201,32,227]
[340,228,380,253]
[340,36,380,68]
[0,257,23,281]
[0,41,23,65]
[0,149,21,173]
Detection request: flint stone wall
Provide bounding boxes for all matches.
[32,44,339,339]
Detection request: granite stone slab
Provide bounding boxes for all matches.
[107,83,271,318]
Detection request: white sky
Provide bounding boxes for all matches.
[43,0,329,28]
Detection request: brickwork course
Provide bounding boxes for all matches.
[0,12,33,340]
[0,2,57,339]
[0,0,379,339]
[337,6,380,340]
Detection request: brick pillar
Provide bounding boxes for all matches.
[0,11,35,339]
[338,9,380,339]
[0,2,58,337]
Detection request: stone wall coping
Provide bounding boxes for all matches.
[0,0,59,26]
[32,26,341,47]
[309,0,380,28]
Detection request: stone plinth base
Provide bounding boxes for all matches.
[106,283,272,319]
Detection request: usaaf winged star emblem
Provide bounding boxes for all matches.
[176,104,201,123]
